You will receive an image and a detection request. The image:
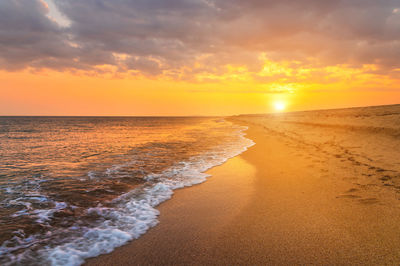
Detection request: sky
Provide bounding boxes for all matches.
[0,0,399,116]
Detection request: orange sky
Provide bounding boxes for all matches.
[0,0,399,115]
[1,68,399,116]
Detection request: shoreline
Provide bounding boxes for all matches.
[86,123,257,265]
[87,117,400,265]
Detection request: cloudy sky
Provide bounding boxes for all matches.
[1,0,399,115]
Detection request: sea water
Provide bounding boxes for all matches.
[0,117,254,265]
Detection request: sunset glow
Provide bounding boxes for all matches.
[1,1,400,265]
[274,101,286,112]
[0,0,399,115]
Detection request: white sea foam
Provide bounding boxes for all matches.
[33,202,68,223]
[3,125,255,266]
[8,191,69,225]
[87,171,96,180]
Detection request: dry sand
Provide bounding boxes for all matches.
[87,105,400,265]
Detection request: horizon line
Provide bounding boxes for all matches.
[1,103,399,118]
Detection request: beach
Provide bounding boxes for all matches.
[87,105,400,265]
[2,1,400,264]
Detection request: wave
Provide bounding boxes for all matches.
[1,125,254,266]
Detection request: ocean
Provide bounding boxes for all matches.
[0,117,254,265]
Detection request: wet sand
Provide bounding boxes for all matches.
[87,106,400,265]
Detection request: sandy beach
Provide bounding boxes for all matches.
[3,1,400,264]
[87,105,400,265]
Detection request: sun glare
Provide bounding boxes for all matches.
[273,101,286,112]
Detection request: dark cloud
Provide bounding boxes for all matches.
[0,0,399,78]
[0,0,77,70]
[124,56,163,75]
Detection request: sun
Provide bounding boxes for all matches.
[273,101,286,111]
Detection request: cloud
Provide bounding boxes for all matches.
[0,0,399,80]
[0,0,77,70]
